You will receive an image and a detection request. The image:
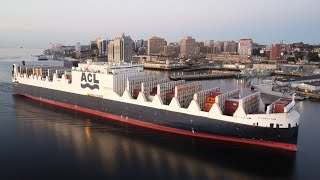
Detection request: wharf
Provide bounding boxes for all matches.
[170,72,237,81]
[273,72,303,77]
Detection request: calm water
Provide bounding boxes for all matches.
[0,49,320,179]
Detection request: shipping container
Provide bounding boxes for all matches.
[210,92,222,97]
[204,102,214,108]
[273,104,285,113]
[66,75,72,80]
[224,100,239,116]
[224,110,235,116]
[133,89,141,94]
[166,92,175,99]
[206,97,216,103]
[152,87,157,92]
[150,92,157,96]
[273,100,290,113]
[203,107,211,112]
[225,100,239,107]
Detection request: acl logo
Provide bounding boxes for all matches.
[80,73,99,90]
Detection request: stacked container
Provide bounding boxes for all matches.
[202,92,222,112]
[165,92,175,104]
[149,87,157,96]
[66,71,72,81]
[224,98,240,116]
[133,89,141,99]
[273,99,291,113]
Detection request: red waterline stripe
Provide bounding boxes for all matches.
[23,94,297,152]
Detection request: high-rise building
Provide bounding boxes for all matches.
[224,41,237,53]
[96,38,108,55]
[270,44,281,60]
[148,36,167,55]
[214,41,224,54]
[136,39,148,49]
[108,33,132,63]
[238,39,253,56]
[164,43,180,57]
[180,36,196,58]
[204,40,215,47]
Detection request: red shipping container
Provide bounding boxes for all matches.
[206,97,216,103]
[224,106,238,111]
[225,100,239,107]
[133,89,141,95]
[204,102,214,108]
[277,100,290,106]
[150,92,157,96]
[166,93,175,99]
[224,110,236,116]
[211,92,222,97]
[203,107,211,112]
[152,87,157,92]
[273,103,285,113]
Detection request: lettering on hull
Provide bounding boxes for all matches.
[81,73,99,90]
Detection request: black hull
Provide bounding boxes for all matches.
[13,83,299,148]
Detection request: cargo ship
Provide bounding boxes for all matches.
[12,61,300,151]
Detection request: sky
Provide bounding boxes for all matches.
[0,0,319,48]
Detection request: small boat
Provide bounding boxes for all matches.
[38,55,48,61]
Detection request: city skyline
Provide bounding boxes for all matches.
[1,0,320,48]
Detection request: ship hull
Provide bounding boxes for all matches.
[13,83,299,151]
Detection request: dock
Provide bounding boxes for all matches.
[273,72,303,77]
[170,72,237,81]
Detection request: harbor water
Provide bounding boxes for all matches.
[0,48,320,179]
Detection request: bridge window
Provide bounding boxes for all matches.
[270,123,274,128]
[288,123,291,128]
[276,124,279,128]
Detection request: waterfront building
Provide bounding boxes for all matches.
[108,33,133,63]
[206,54,250,62]
[136,39,148,50]
[164,43,180,58]
[214,41,224,54]
[270,44,281,60]
[96,38,108,55]
[204,40,215,47]
[148,36,167,56]
[238,39,253,56]
[223,41,237,53]
[180,36,196,58]
[90,41,99,56]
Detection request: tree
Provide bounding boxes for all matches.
[287,57,296,63]
[308,52,320,62]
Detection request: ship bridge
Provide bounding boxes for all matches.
[76,62,143,75]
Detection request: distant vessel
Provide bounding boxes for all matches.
[251,80,308,100]
[38,55,48,61]
[239,69,273,78]
[239,69,254,78]
[256,69,273,77]
[12,62,301,151]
